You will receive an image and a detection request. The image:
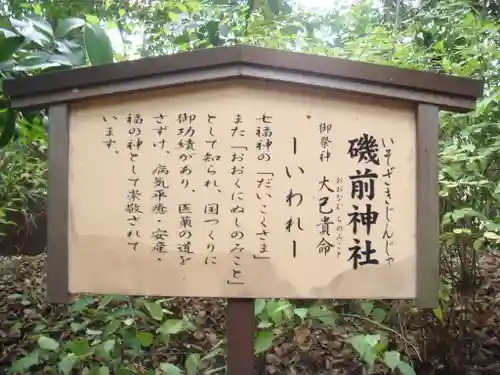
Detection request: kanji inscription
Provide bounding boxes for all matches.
[68,81,417,299]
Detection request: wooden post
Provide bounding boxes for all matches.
[227,298,255,375]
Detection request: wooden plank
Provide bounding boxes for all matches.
[416,104,440,308]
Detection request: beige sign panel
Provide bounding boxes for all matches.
[68,80,417,299]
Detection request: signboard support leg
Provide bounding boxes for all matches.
[227,298,255,375]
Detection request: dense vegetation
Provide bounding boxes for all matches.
[1,0,499,374]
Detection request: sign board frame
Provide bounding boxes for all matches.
[4,45,484,375]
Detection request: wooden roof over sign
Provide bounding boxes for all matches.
[3,45,484,112]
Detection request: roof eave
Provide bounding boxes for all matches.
[8,63,479,113]
[3,45,484,110]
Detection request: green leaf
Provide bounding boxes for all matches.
[84,23,113,66]
[70,322,86,332]
[397,360,417,375]
[205,20,220,46]
[383,351,400,371]
[349,334,379,372]
[168,12,180,22]
[349,334,367,356]
[441,212,452,226]
[157,319,186,335]
[104,319,121,336]
[266,300,283,325]
[0,35,24,62]
[373,342,387,355]
[9,18,28,30]
[220,23,229,38]
[267,0,280,14]
[145,301,164,321]
[37,335,60,352]
[364,334,380,347]
[0,108,17,148]
[116,368,140,375]
[349,334,380,357]
[451,207,482,221]
[86,328,103,336]
[432,306,444,322]
[89,366,110,375]
[32,4,42,15]
[70,339,91,356]
[254,299,266,315]
[254,331,274,354]
[473,238,485,250]
[364,350,377,372]
[185,353,200,375]
[58,353,78,375]
[124,317,135,326]
[69,296,95,312]
[97,295,115,309]
[27,15,54,38]
[136,331,154,347]
[308,304,337,327]
[103,339,115,353]
[360,301,374,316]
[484,231,500,240]
[176,3,188,12]
[85,14,100,25]
[9,351,40,373]
[0,27,19,38]
[371,308,387,323]
[55,18,85,39]
[485,222,500,231]
[21,27,51,47]
[14,61,62,72]
[160,362,182,375]
[277,300,293,320]
[257,320,272,329]
[294,307,308,320]
[247,0,256,14]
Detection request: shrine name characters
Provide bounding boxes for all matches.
[101,112,396,277]
[345,133,396,269]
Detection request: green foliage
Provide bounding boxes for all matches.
[2,0,500,373]
[349,334,415,375]
[84,23,113,65]
[0,12,112,146]
[0,116,46,234]
[253,299,340,354]
[55,18,85,39]
[0,106,17,148]
[7,295,212,374]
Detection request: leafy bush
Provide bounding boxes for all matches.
[2,0,500,374]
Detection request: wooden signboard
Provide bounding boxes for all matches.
[69,82,417,299]
[4,45,483,375]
